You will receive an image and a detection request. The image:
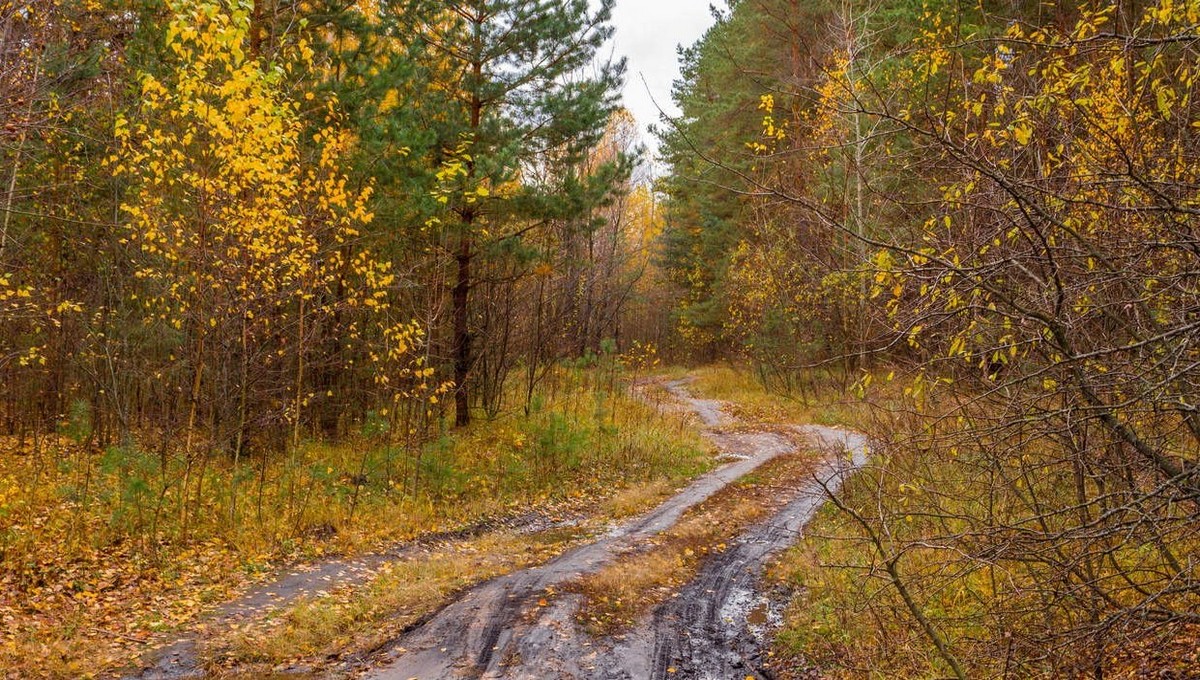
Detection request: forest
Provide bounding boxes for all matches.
[1,0,1198,678]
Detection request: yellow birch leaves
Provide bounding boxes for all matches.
[114,0,429,412]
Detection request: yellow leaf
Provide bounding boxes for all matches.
[1013,123,1032,146]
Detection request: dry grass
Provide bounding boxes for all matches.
[687,364,891,429]
[0,368,716,679]
[755,383,1200,680]
[207,526,594,671]
[200,461,718,671]
[602,478,680,519]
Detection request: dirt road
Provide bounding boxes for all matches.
[361,380,867,679]
[128,378,865,679]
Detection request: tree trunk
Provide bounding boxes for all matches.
[454,34,484,428]
[453,229,472,427]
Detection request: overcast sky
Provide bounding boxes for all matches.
[604,1,718,159]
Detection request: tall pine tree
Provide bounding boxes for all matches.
[389,0,627,425]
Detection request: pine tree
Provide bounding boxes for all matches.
[389,0,627,426]
[654,4,774,358]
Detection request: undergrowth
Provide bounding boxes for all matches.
[687,365,1200,680]
[687,364,875,428]
[0,366,712,679]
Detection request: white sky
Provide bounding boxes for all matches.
[605,1,719,158]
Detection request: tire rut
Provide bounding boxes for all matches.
[125,508,590,679]
[361,381,868,680]
[359,430,797,679]
[644,425,868,680]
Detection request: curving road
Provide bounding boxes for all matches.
[362,380,868,680]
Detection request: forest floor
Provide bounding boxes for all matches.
[122,376,867,679]
[2,367,716,679]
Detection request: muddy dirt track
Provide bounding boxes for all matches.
[128,378,867,679]
[361,380,868,680]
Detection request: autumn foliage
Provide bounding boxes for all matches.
[0,0,663,675]
[5,0,1200,677]
[656,0,1200,676]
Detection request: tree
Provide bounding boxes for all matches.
[778,0,1199,674]
[388,0,627,426]
[115,0,410,461]
[659,0,1200,674]
[0,0,156,440]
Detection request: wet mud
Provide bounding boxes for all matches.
[362,381,868,680]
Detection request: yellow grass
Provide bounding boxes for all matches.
[212,530,586,669]
[0,367,714,679]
